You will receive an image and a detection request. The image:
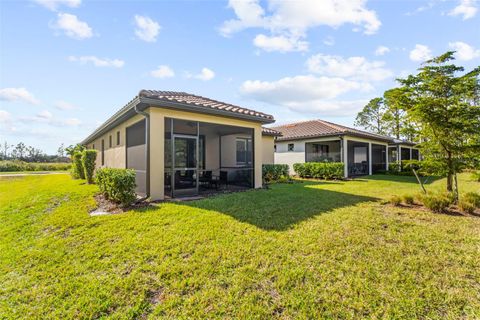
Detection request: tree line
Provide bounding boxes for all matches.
[0,141,70,163]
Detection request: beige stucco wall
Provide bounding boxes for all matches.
[262,136,275,164]
[88,113,145,170]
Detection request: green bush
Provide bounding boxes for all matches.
[0,160,71,172]
[95,168,136,206]
[388,160,424,176]
[81,149,97,184]
[463,192,480,208]
[262,164,289,183]
[421,193,453,213]
[473,171,480,182]
[71,152,85,179]
[293,162,344,180]
[389,195,402,206]
[402,194,415,205]
[458,199,476,214]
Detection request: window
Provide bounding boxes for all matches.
[101,139,105,165]
[274,144,277,152]
[288,143,294,152]
[236,138,252,165]
[116,131,120,145]
[109,135,112,148]
[92,144,95,149]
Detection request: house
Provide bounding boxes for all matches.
[81,90,280,200]
[271,119,419,177]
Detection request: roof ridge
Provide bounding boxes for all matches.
[271,119,318,128]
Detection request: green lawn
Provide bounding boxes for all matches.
[1,174,479,319]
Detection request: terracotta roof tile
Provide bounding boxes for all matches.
[272,119,394,142]
[262,127,282,136]
[139,90,274,121]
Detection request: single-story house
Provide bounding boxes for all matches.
[81,90,280,200]
[271,119,419,177]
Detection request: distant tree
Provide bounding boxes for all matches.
[57,143,65,158]
[354,97,388,135]
[12,142,27,161]
[0,141,9,160]
[397,51,480,201]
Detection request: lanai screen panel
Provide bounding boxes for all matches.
[126,119,146,196]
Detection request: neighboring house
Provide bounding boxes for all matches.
[271,119,419,177]
[81,90,280,200]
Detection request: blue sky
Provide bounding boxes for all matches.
[0,0,479,153]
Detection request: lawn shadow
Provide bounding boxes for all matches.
[179,181,379,231]
[364,174,442,185]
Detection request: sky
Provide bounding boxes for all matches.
[0,0,479,154]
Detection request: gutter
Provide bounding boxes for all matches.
[134,105,150,198]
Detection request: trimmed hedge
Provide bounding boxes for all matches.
[388,160,424,176]
[81,149,97,184]
[293,162,344,180]
[95,168,136,206]
[0,160,71,172]
[262,164,289,183]
[72,152,85,179]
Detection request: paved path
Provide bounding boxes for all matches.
[0,172,68,178]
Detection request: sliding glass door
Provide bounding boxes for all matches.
[172,135,198,197]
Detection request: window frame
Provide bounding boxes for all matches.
[288,143,294,152]
[236,137,252,165]
[116,131,120,145]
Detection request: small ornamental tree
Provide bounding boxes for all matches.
[397,52,480,202]
[72,152,85,179]
[81,149,97,184]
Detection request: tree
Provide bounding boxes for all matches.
[12,142,27,161]
[57,143,65,158]
[354,97,388,135]
[397,51,480,201]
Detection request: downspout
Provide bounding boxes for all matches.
[134,105,150,198]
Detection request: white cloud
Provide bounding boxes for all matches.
[54,100,77,110]
[409,44,432,62]
[150,65,175,78]
[448,0,478,20]
[187,67,216,81]
[374,45,390,56]
[134,15,161,42]
[37,110,53,119]
[52,13,93,39]
[33,0,81,11]
[323,36,335,46]
[62,118,81,126]
[282,99,369,116]
[449,41,480,60]
[68,55,124,68]
[253,34,308,52]
[241,75,371,103]
[220,0,381,52]
[0,87,39,105]
[306,54,392,81]
[0,110,12,123]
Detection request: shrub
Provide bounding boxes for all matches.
[402,194,415,205]
[389,195,402,206]
[463,192,480,208]
[293,162,344,180]
[81,149,97,184]
[458,199,476,214]
[95,168,136,206]
[420,193,453,213]
[262,164,289,183]
[0,160,71,172]
[71,152,85,179]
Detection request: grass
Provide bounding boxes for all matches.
[1,174,479,319]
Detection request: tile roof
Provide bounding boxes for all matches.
[139,90,274,122]
[261,127,282,136]
[271,119,395,142]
